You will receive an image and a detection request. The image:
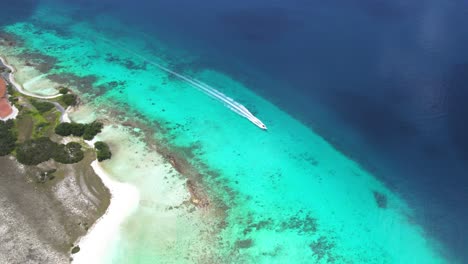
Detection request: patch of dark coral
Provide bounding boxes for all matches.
[105,53,147,71]
[373,190,387,209]
[107,80,126,89]
[309,236,336,262]
[235,239,253,249]
[279,212,318,234]
[0,31,24,47]
[243,218,274,235]
[47,73,99,94]
[17,52,58,73]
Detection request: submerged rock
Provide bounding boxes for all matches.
[373,190,388,209]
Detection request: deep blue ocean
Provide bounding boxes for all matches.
[3,0,468,261]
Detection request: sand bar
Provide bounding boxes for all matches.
[0,56,62,99]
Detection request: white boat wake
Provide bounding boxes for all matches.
[94,36,267,130]
[155,67,267,130]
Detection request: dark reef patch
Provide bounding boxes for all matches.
[309,236,336,262]
[16,52,58,73]
[105,53,147,71]
[279,213,318,234]
[235,239,253,249]
[243,211,318,236]
[0,31,25,48]
[47,73,99,94]
[373,190,387,209]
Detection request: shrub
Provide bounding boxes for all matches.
[31,99,55,113]
[71,246,80,254]
[94,141,112,162]
[16,137,84,165]
[7,84,15,95]
[16,137,57,165]
[55,121,103,140]
[62,94,77,106]
[55,122,85,137]
[54,142,84,164]
[59,87,69,94]
[0,120,17,156]
[83,122,103,140]
[8,96,18,104]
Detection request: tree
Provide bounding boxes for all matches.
[16,137,57,165]
[83,122,103,140]
[54,142,84,164]
[62,94,77,106]
[94,141,112,162]
[55,122,85,137]
[59,87,69,94]
[0,120,17,156]
[31,99,55,113]
[16,137,85,165]
[55,121,103,140]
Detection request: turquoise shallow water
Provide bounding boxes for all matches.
[0,3,454,263]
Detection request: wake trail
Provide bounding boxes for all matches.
[92,35,267,130]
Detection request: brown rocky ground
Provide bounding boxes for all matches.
[0,149,110,264]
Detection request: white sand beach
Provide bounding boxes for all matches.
[72,159,139,264]
[0,56,61,99]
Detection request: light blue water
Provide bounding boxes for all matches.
[0,1,461,263]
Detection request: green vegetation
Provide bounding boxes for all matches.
[95,141,112,162]
[0,120,17,156]
[54,142,85,164]
[38,169,57,183]
[31,99,55,113]
[16,137,85,165]
[62,94,77,106]
[7,84,19,105]
[59,87,69,94]
[71,246,80,254]
[3,85,109,167]
[55,121,103,140]
[83,122,103,140]
[6,84,15,95]
[55,122,85,137]
[16,137,57,165]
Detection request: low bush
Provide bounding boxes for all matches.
[59,87,69,94]
[83,122,103,140]
[55,122,85,137]
[31,99,55,113]
[0,120,17,156]
[55,121,103,140]
[62,94,77,106]
[16,137,84,165]
[16,137,57,165]
[94,141,112,162]
[54,142,84,164]
[7,84,15,95]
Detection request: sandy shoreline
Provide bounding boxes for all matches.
[0,56,62,99]
[1,54,140,262]
[72,160,139,264]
